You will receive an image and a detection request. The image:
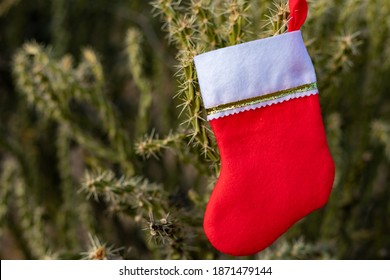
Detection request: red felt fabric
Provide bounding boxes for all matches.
[288,0,308,32]
[205,94,335,256]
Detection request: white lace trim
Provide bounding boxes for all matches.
[207,90,318,120]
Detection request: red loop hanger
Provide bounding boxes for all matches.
[288,0,308,32]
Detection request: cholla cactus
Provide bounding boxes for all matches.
[147,213,179,244]
[0,158,50,259]
[126,28,153,137]
[262,1,290,36]
[1,0,389,260]
[135,130,186,159]
[81,170,168,218]
[81,233,123,260]
[257,237,335,260]
[149,0,254,172]
[13,42,134,173]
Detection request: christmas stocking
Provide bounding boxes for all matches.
[194,0,335,256]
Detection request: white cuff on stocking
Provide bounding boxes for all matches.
[194,31,318,120]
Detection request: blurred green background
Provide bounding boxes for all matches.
[0,0,389,259]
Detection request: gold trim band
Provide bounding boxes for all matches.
[206,82,317,115]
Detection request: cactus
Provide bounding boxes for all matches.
[0,0,389,259]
